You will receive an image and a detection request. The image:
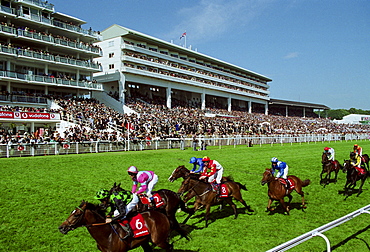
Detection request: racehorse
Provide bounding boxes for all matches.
[109,183,190,240]
[59,201,173,252]
[179,176,254,227]
[360,154,369,170]
[342,160,369,197]
[261,168,311,215]
[320,152,342,185]
[168,165,230,182]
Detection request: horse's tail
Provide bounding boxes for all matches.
[235,182,248,191]
[178,199,193,214]
[222,175,234,182]
[302,179,311,187]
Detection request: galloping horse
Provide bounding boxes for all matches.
[59,201,173,252]
[179,176,254,227]
[342,160,369,197]
[261,168,311,215]
[168,165,230,182]
[360,154,369,170]
[109,183,190,240]
[320,152,342,185]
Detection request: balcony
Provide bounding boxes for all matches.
[0,70,103,90]
[0,45,102,71]
[15,0,54,11]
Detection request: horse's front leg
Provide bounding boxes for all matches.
[279,198,289,215]
[204,204,212,228]
[356,178,366,196]
[266,198,273,212]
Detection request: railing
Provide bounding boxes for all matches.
[0,70,103,90]
[266,204,370,252]
[16,0,54,11]
[1,134,369,158]
[0,94,47,104]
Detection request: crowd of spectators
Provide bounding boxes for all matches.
[0,96,370,145]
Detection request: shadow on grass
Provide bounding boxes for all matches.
[320,178,338,187]
[266,202,308,215]
[326,225,370,251]
[179,203,254,229]
[337,188,367,200]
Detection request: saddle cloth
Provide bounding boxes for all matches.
[119,213,149,238]
[219,184,229,198]
[139,193,164,208]
[278,178,295,190]
[355,167,366,175]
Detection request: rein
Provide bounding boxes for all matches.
[186,179,211,197]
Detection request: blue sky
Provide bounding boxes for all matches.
[53,0,369,110]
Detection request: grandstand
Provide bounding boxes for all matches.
[3,0,368,147]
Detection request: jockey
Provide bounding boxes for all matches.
[95,189,138,239]
[189,157,205,173]
[353,144,363,156]
[324,147,335,162]
[127,166,158,207]
[350,152,361,168]
[271,157,290,188]
[199,156,224,194]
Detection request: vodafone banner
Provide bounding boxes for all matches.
[0,111,60,120]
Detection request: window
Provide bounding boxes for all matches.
[109,53,114,58]
[109,64,115,69]
[108,41,114,47]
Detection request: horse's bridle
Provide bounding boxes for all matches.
[64,205,86,230]
[181,179,211,197]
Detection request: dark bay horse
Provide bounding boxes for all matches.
[261,168,311,215]
[360,154,369,170]
[342,160,369,197]
[59,201,173,252]
[320,152,342,185]
[168,165,230,182]
[109,183,190,240]
[179,176,254,227]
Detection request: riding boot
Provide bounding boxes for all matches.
[285,179,290,190]
[149,197,156,208]
[121,223,133,239]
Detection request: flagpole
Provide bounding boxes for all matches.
[184,34,187,48]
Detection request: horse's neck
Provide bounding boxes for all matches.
[85,210,116,246]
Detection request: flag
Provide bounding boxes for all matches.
[180,32,186,39]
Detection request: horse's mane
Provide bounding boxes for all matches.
[80,201,107,218]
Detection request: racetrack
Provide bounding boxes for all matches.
[1,140,369,251]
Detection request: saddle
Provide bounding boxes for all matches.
[354,167,366,176]
[278,178,295,190]
[138,193,164,208]
[118,213,150,238]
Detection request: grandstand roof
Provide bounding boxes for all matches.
[269,98,330,110]
[100,24,272,82]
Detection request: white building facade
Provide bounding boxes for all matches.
[94,24,272,114]
[0,0,102,133]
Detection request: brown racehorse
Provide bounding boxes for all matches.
[360,154,369,170]
[320,152,342,185]
[342,160,369,197]
[261,168,311,215]
[59,201,173,252]
[109,183,190,240]
[168,165,230,182]
[179,176,254,227]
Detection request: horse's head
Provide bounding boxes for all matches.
[168,165,189,182]
[178,176,192,195]
[342,160,352,173]
[59,201,94,234]
[261,168,274,185]
[322,152,329,164]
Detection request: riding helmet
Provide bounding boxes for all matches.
[202,156,210,162]
[271,157,278,163]
[189,157,197,164]
[94,189,109,200]
[324,147,330,151]
[127,166,138,174]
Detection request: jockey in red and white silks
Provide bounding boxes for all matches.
[199,156,224,184]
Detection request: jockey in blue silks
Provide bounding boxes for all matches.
[189,157,205,173]
[271,157,290,188]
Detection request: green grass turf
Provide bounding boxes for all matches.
[0,140,369,251]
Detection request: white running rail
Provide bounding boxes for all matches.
[266,204,370,252]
